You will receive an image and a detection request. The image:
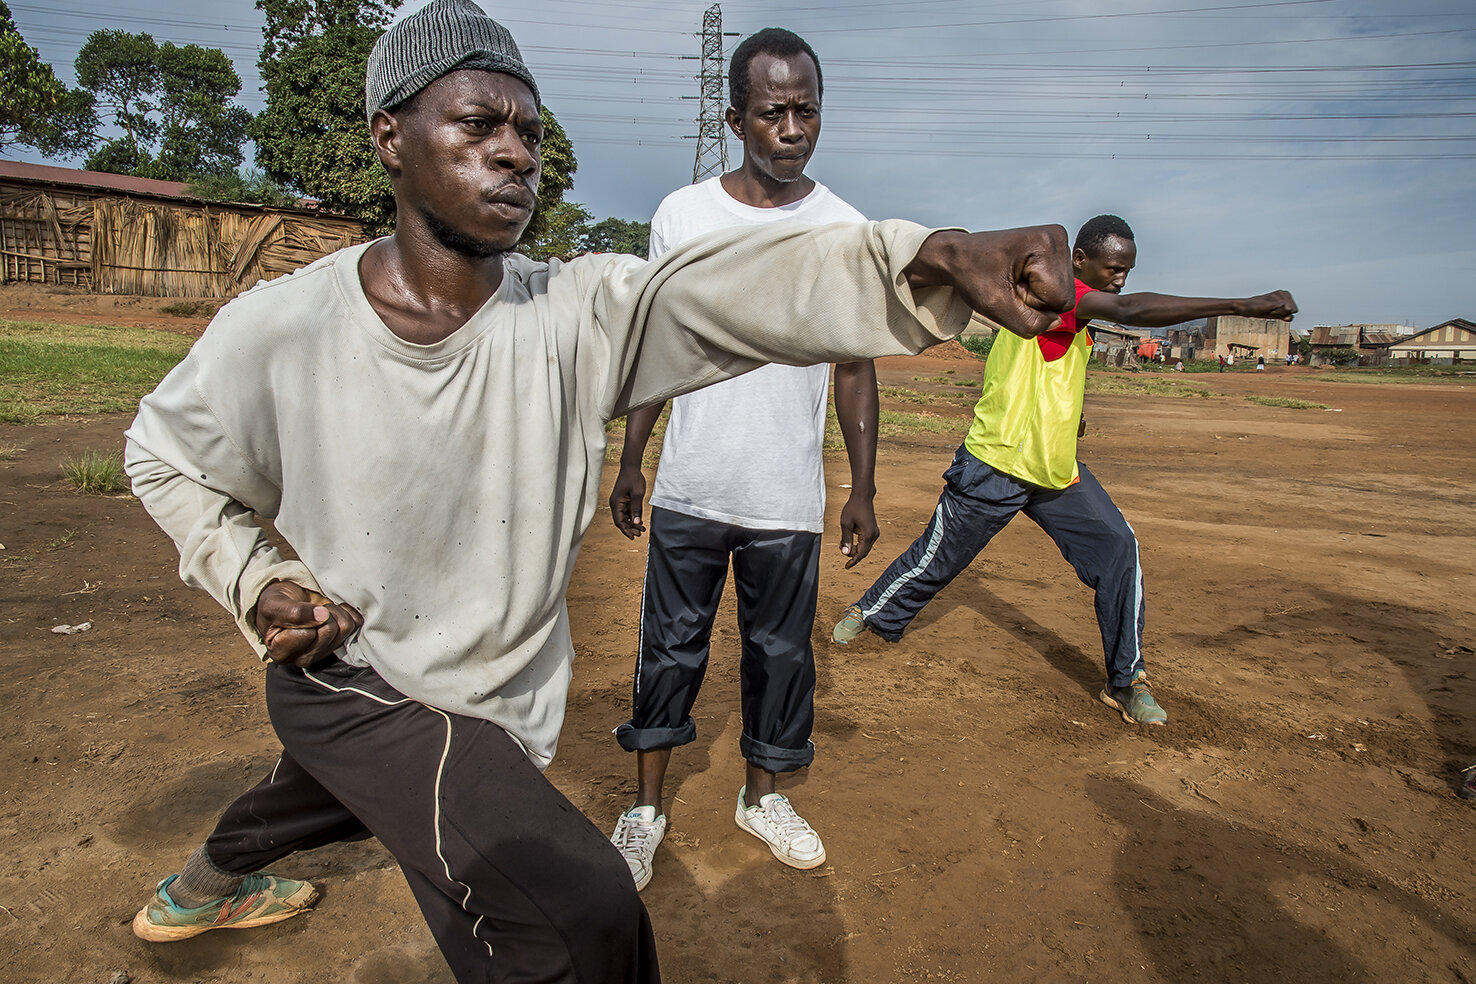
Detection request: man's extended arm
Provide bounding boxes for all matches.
[903,228,1071,337]
[608,402,665,539]
[1076,289,1297,328]
[833,360,879,569]
[596,221,1072,420]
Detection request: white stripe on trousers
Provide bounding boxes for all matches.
[301,669,493,960]
[862,499,950,621]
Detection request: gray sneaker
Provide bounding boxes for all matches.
[734,787,826,870]
[610,805,666,891]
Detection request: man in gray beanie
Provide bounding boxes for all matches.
[122,0,1074,980]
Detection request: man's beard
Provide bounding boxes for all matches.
[422,208,512,260]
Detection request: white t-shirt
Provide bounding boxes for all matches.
[647,176,866,532]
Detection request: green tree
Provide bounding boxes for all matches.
[75,29,160,166]
[519,106,578,251]
[0,1,96,158]
[257,0,397,62]
[152,42,252,179]
[582,216,650,258]
[521,200,593,262]
[253,0,402,233]
[74,30,250,180]
[17,89,98,160]
[187,167,296,207]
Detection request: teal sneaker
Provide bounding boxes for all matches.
[832,604,867,644]
[1099,670,1168,726]
[132,872,319,942]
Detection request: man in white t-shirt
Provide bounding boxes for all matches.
[607,28,876,889]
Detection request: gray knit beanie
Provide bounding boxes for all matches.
[365,0,539,120]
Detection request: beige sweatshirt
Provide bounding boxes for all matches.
[124,219,970,767]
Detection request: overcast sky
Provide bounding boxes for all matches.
[8,0,1474,329]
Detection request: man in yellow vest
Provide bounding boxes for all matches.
[833,215,1296,725]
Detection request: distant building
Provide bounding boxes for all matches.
[1203,315,1290,362]
[1385,319,1476,365]
[1091,324,1143,367]
[0,159,365,299]
[1309,324,1410,367]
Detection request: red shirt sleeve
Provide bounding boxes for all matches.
[1036,279,1096,362]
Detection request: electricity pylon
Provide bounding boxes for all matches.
[691,4,733,183]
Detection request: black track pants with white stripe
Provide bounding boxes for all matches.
[201,657,660,984]
[854,445,1146,689]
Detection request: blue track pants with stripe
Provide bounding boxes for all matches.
[854,445,1146,688]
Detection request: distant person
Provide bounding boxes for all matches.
[607,27,875,890]
[1257,354,1266,371]
[1218,354,1226,372]
[832,214,1296,727]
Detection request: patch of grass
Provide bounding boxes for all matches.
[958,334,993,359]
[0,445,21,460]
[880,385,977,409]
[1312,366,1469,384]
[880,385,937,405]
[0,319,192,422]
[62,450,129,495]
[49,528,79,548]
[824,403,968,450]
[1085,375,1212,398]
[160,300,217,318]
[1245,395,1329,409]
[879,409,966,434]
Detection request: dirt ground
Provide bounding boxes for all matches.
[2,310,1473,983]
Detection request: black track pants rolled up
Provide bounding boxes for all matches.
[615,507,821,774]
[201,658,660,984]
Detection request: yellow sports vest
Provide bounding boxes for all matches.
[963,326,1090,490]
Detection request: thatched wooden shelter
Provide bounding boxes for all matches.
[0,160,366,299]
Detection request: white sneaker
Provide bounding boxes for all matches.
[610,805,666,891]
[734,787,827,870]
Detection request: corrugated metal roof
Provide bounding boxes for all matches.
[1310,325,1359,346]
[0,158,197,201]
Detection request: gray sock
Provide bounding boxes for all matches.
[168,846,246,908]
